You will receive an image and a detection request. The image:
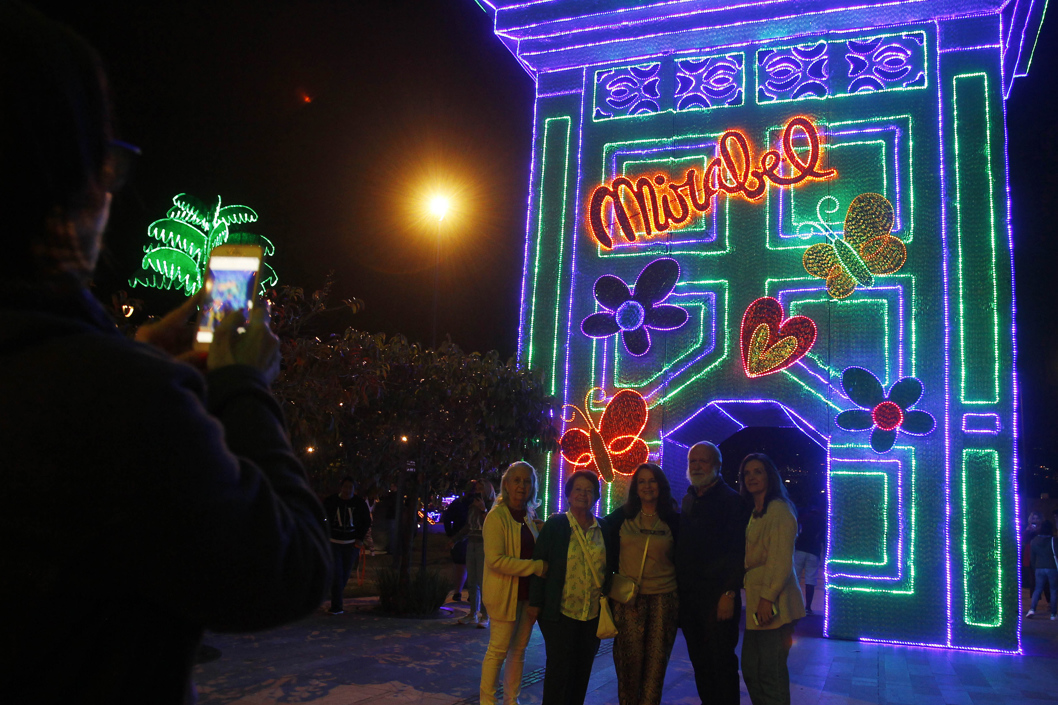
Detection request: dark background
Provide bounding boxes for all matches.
[28,0,1058,498]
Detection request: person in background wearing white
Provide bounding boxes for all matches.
[739,453,805,705]
[479,462,548,705]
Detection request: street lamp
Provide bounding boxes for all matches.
[428,194,450,349]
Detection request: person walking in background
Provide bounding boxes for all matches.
[1023,512,1042,602]
[454,477,497,627]
[740,453,805,705]
[444,480,475,602]
[529,471,613,705]
[1026,519,1057,620]
[324,476,372,615]
[794,502,823,615]
[675,442,750,705]
[479,462,549,705]
[604,463,680,705]
[0,6,330,702]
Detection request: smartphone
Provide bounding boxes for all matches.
[752,603,780,626]
[193,244,263,351]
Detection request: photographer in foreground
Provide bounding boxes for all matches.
[0,4,330,703]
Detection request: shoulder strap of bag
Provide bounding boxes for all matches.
[636,533,651,583]
[568,511,604,590]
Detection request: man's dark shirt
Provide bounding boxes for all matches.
[323,494,372,543]
[675,475,751,597]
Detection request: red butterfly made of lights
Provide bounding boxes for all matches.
[559,388,649,483]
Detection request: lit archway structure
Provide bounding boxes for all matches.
[475,0,1048,652]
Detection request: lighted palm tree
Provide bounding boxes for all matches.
[129,193,278,295]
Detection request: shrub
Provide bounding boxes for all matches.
[375,566,450,616]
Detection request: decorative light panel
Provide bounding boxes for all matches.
[475,0,1048,653]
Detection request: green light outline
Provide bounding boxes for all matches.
[827,444,916,595]
[961,448,1003,628]
[764,114,915,251]
[952,72,1001,405]
[828,470,889,566]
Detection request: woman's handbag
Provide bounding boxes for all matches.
[609,532,650,605]
[568,511,618,639]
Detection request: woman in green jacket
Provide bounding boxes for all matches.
[528,471,613,705]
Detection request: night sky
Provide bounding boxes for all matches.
[29,1,1058,491]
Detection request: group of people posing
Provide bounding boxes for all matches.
[476,442,806,705]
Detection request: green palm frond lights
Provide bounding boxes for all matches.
[129,193,278,295]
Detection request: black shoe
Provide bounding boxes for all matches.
[452,593,462,602]
[327,608,345,615]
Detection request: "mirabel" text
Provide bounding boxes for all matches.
[587,116,837,249]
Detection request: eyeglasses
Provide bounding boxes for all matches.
[105,140,141,193]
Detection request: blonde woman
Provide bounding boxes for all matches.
[739,453,805,705]
[479,462,548,705]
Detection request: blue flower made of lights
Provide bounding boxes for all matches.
[581,257,689,356]
[836,367,935,453]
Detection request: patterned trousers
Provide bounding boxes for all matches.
[612,592,679,705]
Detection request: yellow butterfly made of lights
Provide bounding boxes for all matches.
[802,193,906,299]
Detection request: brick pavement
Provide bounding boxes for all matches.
[193,592,1058,704]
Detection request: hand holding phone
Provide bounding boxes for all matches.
[194,245,263,352]
[207,304,281,383]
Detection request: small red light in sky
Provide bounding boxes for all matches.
[300,92,312,104]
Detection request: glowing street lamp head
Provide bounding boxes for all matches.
[428,195,450,221]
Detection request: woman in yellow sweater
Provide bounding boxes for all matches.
[739,453,805,705]
[479,462,549,705]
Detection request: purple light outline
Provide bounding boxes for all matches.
[608,292,718,397]
[938,43,1003,53]
[776,124,906,240]
[502,0,922,49]
[827,460,905,582]
[933,17,954,646]
[557,69,591,516]
[775,282,909,388]
[601,140,723,251]
[516,89,542,363]
[1000,25,1025,650]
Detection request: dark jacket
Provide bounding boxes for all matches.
[675,476,751,597]
[529,512,613,622]
[0,284,331,704]
[1029,534,1057,571]
[603,505,680,575]
[323,494,372,542]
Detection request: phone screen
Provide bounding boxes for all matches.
[196,255,261,345]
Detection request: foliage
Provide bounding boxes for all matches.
[375,567,450,616]
[269,282,559,497]
[129,193,279,296]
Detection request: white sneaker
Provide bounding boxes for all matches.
[476,612,490,629]
[457,613,476,625]
[1051,614,1056,621]
[1025,610,1035,618]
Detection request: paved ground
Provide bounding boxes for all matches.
[193,590,1058,705]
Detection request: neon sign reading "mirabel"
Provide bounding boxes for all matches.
[587,116,837,248]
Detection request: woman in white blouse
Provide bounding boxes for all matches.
[739,453,805,705]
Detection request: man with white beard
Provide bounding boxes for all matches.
[675,442,751,705]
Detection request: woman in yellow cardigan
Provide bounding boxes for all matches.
[739,453,805,705]
[479,462,549,705]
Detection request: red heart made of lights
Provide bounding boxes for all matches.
[739,297,817,377]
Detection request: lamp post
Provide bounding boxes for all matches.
[428,195,449,350]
